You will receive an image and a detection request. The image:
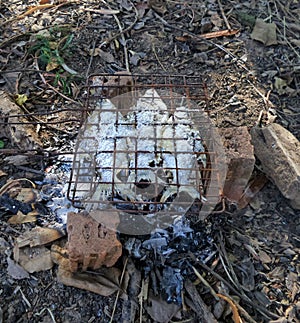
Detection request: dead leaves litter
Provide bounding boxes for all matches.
[250,18,278,46]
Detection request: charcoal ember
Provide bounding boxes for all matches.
[126,216,215,265]
[172,217,194,237]
[123,215,216,305]
[124,238,144,259]
[142,237,168,251]
[161,266,183,304]
[0,193,33,215]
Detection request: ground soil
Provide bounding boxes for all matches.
[0,1,299,322]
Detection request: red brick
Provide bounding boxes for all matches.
[218,127,255,202]
[67,210,122,272]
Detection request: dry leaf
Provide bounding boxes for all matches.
[267,266,285,280]
[185,279,218,322]
[238,173,268,209]
[210,13,223,28]
[14,245,54,273]
[285,271,298,301]
[16,227,65,248]
[274,77,296,95]
[0,91,42,149]
[0,170,7,177]
[46,57,59,71]
[4,155,30,165]
[57,267,121,296]
[290,39,300,47]
[8,210,38,224]
[148,0,167,14]
[91,48,115,63]
[144,291,180,323]
[258,249,272,264]
[15,188,39,204]
[251,18,277,46]
[7,256,30,279]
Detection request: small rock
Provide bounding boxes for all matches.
[251,123,300,209]
[193,52,208,63]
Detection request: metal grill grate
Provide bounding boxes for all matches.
[67,74,226,233]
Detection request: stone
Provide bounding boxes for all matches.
[218,127,255,202]
[67,210,122,272]
[251,123,300,209]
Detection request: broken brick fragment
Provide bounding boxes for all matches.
[67,210,122,272]
[218,127,255,203]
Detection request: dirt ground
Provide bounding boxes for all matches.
[0,1,299,322]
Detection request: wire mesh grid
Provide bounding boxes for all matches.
[67,74,226,222]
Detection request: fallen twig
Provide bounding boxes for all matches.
[0,178,36,196]
[84,8,120,15]
[0,1,79,27]
[34,58,82,107]
[15,286,31,308]
[86,40,96,78]
[246,80,273,108]
[152,42,167,72]
[217,0,231,30]
[216,293,241,323]
[192,266,219,300]
[188,252,280,320]
[200,29,239,39]
[217,232,242,290]
[110,257,128,323]
[99,0,139,48]
[34,307,56,323]
[98,0,132,72]
[154,12,250,73]
[17,4,55,19]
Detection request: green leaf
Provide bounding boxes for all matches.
[15,94,28,106]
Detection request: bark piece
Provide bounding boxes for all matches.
[251,123,300,209]
[184,279,218,322]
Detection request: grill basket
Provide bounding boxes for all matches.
[67,74,226,234]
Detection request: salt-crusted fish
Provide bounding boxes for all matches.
[75,88,207,213]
